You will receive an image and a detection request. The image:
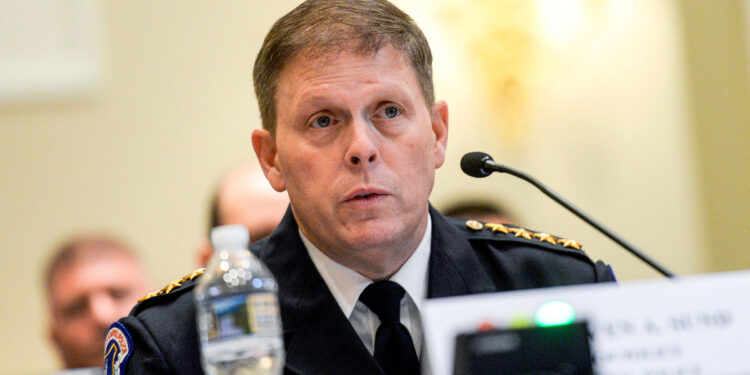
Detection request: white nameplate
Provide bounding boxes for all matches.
[422,270,750,375]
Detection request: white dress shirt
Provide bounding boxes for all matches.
[301,215,432,373]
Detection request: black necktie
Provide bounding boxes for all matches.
[359,280,420,375]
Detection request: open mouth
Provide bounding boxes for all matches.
[349,192,384,202]
[344,186,389,206]
[344,189,388,205]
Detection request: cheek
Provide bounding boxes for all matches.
[406,136,437,189]
[278,148,322,198]
[55,322,88,344]
[405,133,435,164]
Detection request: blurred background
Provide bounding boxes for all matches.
[0,0,748,373]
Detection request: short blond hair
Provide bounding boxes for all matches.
[253,0,434,134]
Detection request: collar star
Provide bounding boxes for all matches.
[533,232,558,245]
[486,223,509,234]
[138,290,160,303]
[164,281,182,294]
[557,239,582,250]
[509,227,532,240]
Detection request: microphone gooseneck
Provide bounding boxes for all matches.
[460,151,676,278]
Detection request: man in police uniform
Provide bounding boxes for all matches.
[106,1,615,374]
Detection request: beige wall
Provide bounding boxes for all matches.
[681,0,750,273]
[422,0,707,281]
[0,1,747,373]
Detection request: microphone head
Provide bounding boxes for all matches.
[461,152,494,178]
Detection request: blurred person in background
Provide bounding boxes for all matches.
[45,235,151,370]
[196,162,289,266]
[442,200,514,225]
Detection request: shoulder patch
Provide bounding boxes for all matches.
[105,322,133,375]
[465,220,584,250]
[138,268,205,303]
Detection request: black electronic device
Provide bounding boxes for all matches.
[453,322,593,375]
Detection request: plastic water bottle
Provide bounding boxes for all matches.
[194,225,285,375]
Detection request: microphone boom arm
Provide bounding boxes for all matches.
[484,159,676,278]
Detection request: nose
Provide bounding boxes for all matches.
[89,293,119,328]
[345,119,379,167]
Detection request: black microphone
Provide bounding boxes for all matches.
[460,151,495,177]
[460,151,676,278]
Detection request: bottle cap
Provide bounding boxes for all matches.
[210,224,251,250]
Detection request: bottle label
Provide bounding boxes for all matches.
[207,293,282,341]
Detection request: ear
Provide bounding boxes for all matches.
[49,321,62,351]
[252,129,286,192]
[430,100,449,169]
[196,240,212,267]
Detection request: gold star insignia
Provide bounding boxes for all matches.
[138,290,161,303]
[486,223,509,234]
[509,227,532,240]
[179,268,204,283]
[164,281,182,294]
[188,268,205,280]
[466,220,484,231]
[533,232,557,245]
[557,238,582,250]
[137,268,206,303]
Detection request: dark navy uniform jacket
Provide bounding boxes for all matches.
[110,206,615,374]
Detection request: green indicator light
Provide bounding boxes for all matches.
[534,301,576,327]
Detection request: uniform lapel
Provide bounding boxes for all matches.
[253,206,492,373]
[254,208,382,375]
[426,206,496,298]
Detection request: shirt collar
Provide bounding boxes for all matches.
[301,215,432,318]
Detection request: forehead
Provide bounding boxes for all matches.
[49,256,140,298]
[275,46,423,103]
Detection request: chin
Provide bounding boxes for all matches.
[350,236,394,251]
[344,222,405,250]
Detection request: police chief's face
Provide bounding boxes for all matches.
[257,46,448,262]
[48,255,150,368]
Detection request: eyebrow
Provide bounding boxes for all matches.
[295,86,417,111]
[294,94,339,109]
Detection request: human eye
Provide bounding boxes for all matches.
[61,298,87,319]
[378,105,401,119]
[109,287,129,300]
[309,114,332,128]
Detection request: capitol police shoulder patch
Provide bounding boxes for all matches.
[105,322,133,375]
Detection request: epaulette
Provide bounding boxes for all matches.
[464,219,583,251]
[137,268,205,303]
